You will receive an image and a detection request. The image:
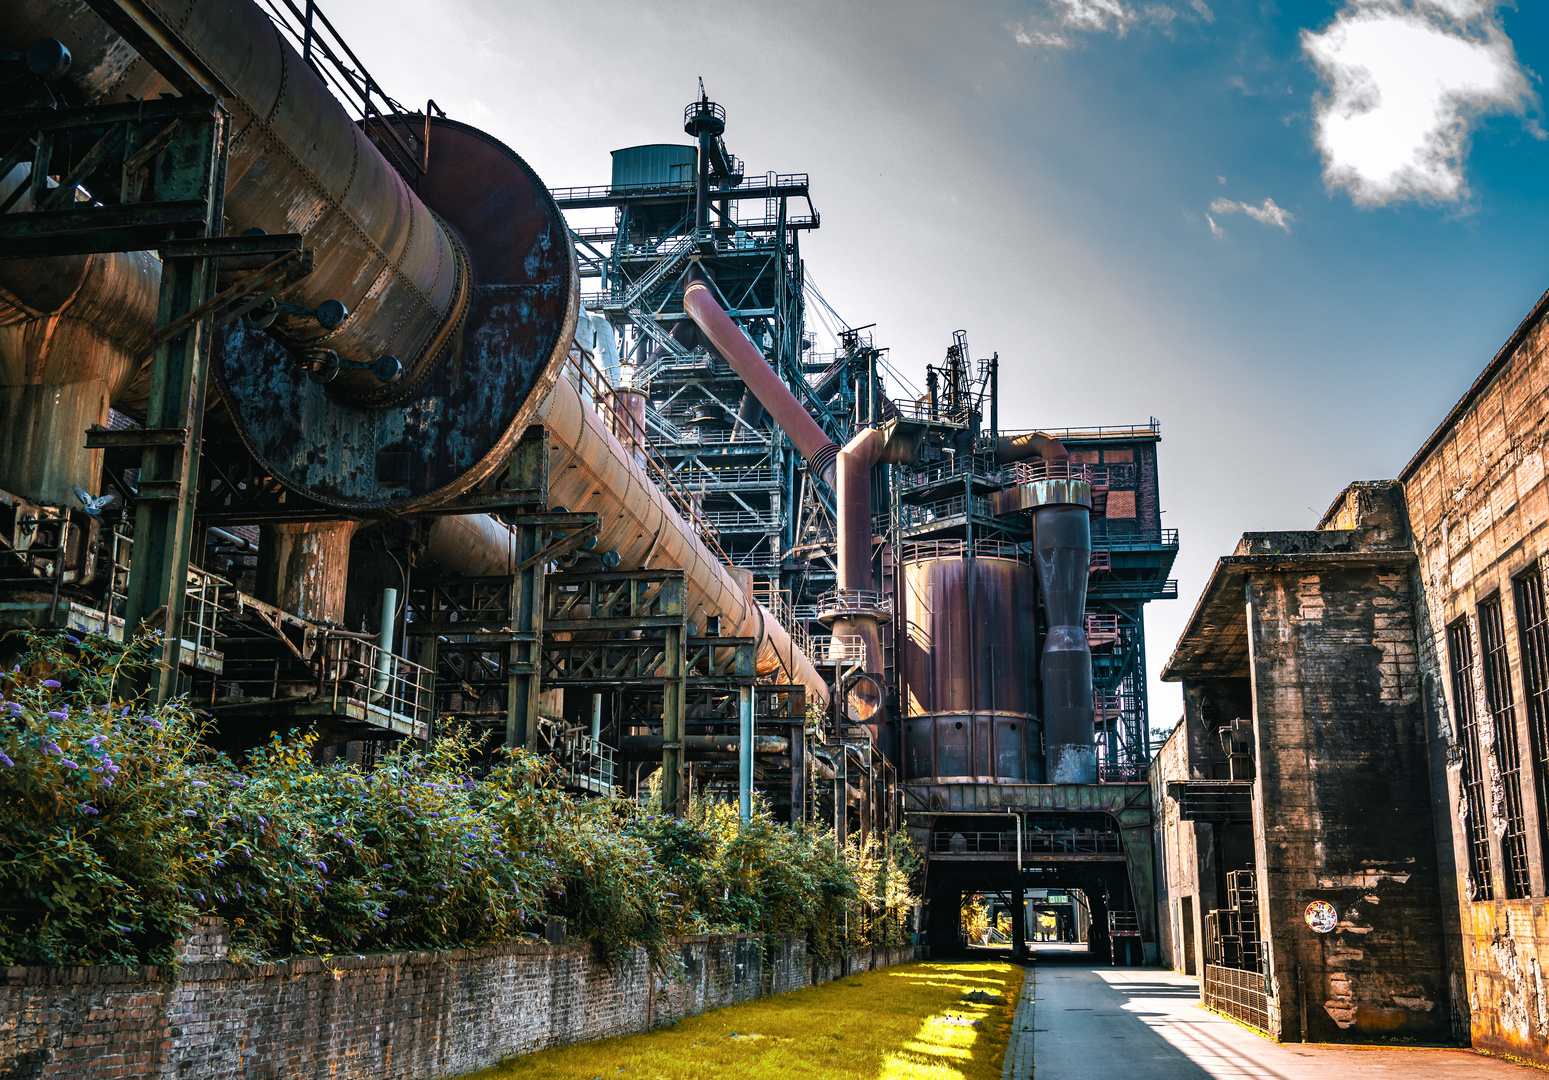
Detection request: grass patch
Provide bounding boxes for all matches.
[469,960,1022,1080]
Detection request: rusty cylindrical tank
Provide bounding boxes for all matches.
[1037,503,1095,784]
[900,550,1038,781]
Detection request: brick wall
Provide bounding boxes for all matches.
[0,925,917,1080]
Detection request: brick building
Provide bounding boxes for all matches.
[1153,286,1549,1059]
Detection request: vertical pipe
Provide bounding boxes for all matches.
[372,586,398,697]
[1036,504,1095,783]
[591,692,603,743]
[990,353,999,444]
[739,683,754,824]
[695,135,711,233]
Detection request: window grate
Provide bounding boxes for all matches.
[1515,569,1549,893]
[1448,619,1495,901]
[1480,598,1532,898]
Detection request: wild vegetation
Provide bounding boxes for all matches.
[0,629,917,967]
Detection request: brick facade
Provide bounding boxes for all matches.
[0,924,916,1079]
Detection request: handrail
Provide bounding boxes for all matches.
[564,349,731,564]
[901,538,1032,564]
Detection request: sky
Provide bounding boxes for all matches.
[327,0,1549,731]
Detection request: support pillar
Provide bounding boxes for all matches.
[506,431,549,752]
[123,254,219,701]
[1012,884,1026,959]
[661,613,686,814]
[739,682,754,824]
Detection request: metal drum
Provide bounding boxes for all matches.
[900,548,1038,781]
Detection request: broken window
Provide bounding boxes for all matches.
[1447,619,1495,901]
[1479,597,1532,898]
[1514,569,1549,891]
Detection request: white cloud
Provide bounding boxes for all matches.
[1303,1,1535,206]
[1013,24,1072,48]
[1051,0,1131,33]
[1013,0,1208,48]
[1206,214,1226,239]
[1209,196,1294,231]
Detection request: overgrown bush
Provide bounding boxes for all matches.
[0,630,918,968]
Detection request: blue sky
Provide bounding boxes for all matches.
[334,0,1549,729]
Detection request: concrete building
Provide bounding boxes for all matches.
[1152,286,1549,1062]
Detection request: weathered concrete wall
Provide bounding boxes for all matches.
[1247,558,1451,1043]
[0,920,917,1080]
[1152,722,1198,976]
[1404,290,1549,1061]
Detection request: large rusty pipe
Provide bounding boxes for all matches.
[681,279,839,484]
[1035,504,1095,784]
[0,249,163,504]
[426,375,829,707]
[995,431,1069,465]
[3,0,467,396]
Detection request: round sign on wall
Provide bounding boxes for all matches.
[1305,900,1338,933]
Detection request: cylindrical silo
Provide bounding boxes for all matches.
[899,545,1039,781]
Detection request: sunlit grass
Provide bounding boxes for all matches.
[465,959,1022,1080]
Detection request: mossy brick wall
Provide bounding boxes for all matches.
[0,926,917,1080]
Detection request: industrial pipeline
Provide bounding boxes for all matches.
[0,0,829,706]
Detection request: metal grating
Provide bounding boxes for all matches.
[1448,619,1496,901]
[1204,965,1270,1032]
[1479,598,1532,898]
[1516,568,1549,892]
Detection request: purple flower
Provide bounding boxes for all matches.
[183,810,197,817]
[0,751,11,767]
[191,781,207,788]
[64,634,80,645]
[78,803,98,815]
[60,759,79,770]
[316,860,328,872]
[41,680,60,689]
[47,711,65,721]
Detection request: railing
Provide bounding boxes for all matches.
[700,510,777,531]
[108,530,230,663]
[257,0,439,180]
[1009,460,1105,485]
[901,538,1032,565]
[1090,529,1180,550]
[1204,965,1270,1032]
[559,733,616,795]
[896,494,998,529]
[1098,764,1150,784]
[549,172,810,205]
[320,633,433,737]
[671,463,780,488]
[1001,419,1161,442]
[1085,613,1120,644]
[1089,550,1112,573]
[564,350,730,563]
[571,212,819,244]
[813,589,892,619]
[753,583,812,659]
[889,397,973,426]
[807,634,865,666]
[931,830,1122,855]
[899,455,1004,491]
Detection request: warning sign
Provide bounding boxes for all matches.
[1304,900,1338,933]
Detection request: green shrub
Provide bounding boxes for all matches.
[0,630,918,967]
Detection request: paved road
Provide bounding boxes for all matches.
[1023,947,1536,1079]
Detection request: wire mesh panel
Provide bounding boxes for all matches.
[1204,965,1270,1032]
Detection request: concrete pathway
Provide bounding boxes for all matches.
[1024,949,1537,1079]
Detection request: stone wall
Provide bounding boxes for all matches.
[1246,559,1450,1043]
[0,920,917,1080]
[1402,286,1549,1060]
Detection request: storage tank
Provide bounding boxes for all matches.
[899,541,1039,781]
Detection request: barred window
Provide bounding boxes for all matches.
[1448,619,1495,901]
[1515,568,1549,890]
[1479,598,1532,898]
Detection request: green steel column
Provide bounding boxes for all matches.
[122,110,227,703]
[738,683,754,824]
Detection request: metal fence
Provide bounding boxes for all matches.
[1204,964,1271,1032]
